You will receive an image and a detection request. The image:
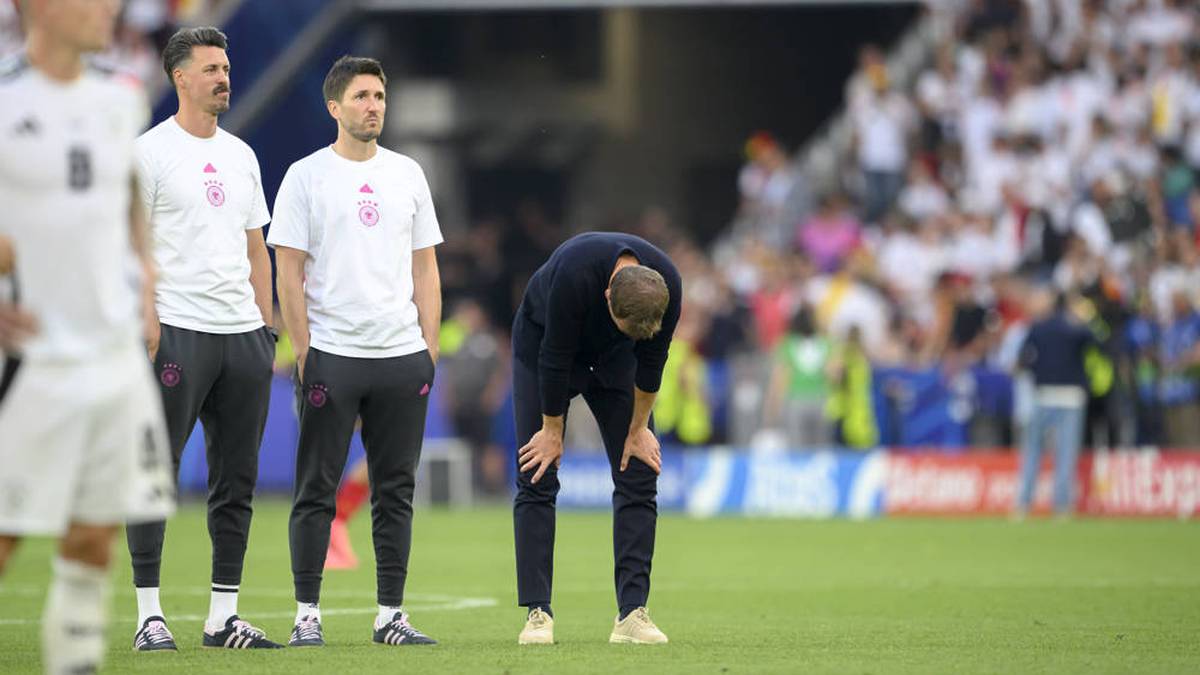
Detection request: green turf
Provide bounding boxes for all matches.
[1,500,1197,674]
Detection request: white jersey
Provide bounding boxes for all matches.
[267,145,442,358]
[135,118,270,334]
[0,55,149,363]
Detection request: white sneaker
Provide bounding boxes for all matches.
[518,608,554,645]
[609,607,668,644]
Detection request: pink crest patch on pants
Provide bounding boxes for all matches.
[419,383,430,396]
[160,362,182,387]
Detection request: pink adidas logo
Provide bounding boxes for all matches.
[203,163,217,173]
[419,383,430,396]
[359,183,373,194]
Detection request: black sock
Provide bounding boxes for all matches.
[527,604,552,618]
[618,606,638,621]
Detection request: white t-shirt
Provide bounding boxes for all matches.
[267,145,442,358]
[135,117,270,333]
[0,56,149,362]
[853,91,913,172]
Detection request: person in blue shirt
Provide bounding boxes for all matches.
[1015,291,1098,517]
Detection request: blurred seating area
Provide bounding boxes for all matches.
[714,0,1200,452]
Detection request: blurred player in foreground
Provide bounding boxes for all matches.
[0,0,175,672]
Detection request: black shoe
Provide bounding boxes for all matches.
[289,615,325,647]
[133,616,177,651]
[372,612,437,646]
[202,615,284,649]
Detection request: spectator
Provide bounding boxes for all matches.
[440,298,511,494]
[1158,289,1200,447]
[764,306,832,449]
[1014,289,1096,517]
[851,64,915,224]
[796,193,863,274]
[898,159,952,223]
[737,132,807,249]
[826,325,878,450]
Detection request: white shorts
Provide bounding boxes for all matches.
[0,344,176,536]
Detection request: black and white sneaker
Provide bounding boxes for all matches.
[202,615,284,649]
[372,612,437,646]
[133,616,177,651]
[289,615,325,647]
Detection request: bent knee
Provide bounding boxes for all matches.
[60,524,118,568]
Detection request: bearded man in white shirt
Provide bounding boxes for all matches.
[270,55,443,649]
[126,26,282,651]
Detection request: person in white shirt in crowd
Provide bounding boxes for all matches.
[1150,42,1194,146]
[736,132,806,249]
[270,55,443,649]
[127,26,281,651]
[1078,115,1122,188]
[872,212,946,326]
[0,0,175,672]
[916,44,966,149]
[1107,64,1152,139]
[852,63,915,224]
[898,158,952,223]
[1128,0,1194,50]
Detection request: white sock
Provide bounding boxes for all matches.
[135,587,163,626]
[206,584,239,630]
[43,556,109,675]
[296,602,320,624]
[376,605,402,627]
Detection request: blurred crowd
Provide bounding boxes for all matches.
[723,0,1200,452]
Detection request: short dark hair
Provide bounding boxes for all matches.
[162,27,228,83]
[323,55,387,103]
[609,266,669,341]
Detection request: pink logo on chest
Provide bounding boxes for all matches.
[358,199,380,227]
[205,180,225,207]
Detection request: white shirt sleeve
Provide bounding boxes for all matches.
[132,139,157,221]
[410,162,443,250]
[266,164,310,252]
[245,147,271,231]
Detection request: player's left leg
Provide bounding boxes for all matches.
[43,524,117,675]
[583,383,668,645]
[196,327,274,641]
[69,347,175,665]
[359,349,437,646]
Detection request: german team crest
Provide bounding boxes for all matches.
[160,362,182,388]
[205,180,226,207]
[308,383,329,408]
[358,200,380,227]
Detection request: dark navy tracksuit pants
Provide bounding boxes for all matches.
[127,324,275,588]
[289,347,435,607]
[511,334,659,616]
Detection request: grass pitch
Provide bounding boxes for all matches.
[1,500,1197,674]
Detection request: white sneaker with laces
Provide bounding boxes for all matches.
[518,608,554,645]
[609,607,668,644]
